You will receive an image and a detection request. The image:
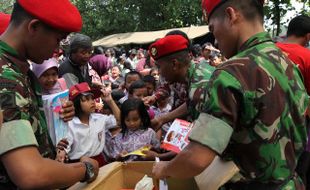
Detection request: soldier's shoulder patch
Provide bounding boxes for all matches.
[0,92,16,109]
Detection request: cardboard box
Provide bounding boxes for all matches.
[68,161,199,190]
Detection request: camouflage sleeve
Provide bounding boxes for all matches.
[189,69,242,154]
[0,119,38,155]
[0,64,39,155]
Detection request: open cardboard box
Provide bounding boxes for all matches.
[68,161,199,190]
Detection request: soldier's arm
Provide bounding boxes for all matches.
[153,141,216,178]
[1,146,98,189]
[151,103,188,131]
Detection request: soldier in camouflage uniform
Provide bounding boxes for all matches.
[0,1,99,189]
[152,0,309,189]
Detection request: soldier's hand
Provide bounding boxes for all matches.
[60,100,75,122]
[80,156,99,183]
[152,161,169,179]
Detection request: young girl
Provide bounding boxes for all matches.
[58,82,120,167]
[31,58,67,94]
[108,98,160,161]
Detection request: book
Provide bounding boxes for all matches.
[42,90,69,146]
[161,119,193,153]
[121,145,151,157]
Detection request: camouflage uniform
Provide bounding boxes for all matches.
[187,58,215,120]
[0,41,55,189]
[189,32,308,189]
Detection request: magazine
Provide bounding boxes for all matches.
[42,90,69,146]
[161,119,193,153]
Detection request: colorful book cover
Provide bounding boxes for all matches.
[42,90,69,146]
[161,119,193,153]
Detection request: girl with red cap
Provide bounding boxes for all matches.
[57,82,120,167]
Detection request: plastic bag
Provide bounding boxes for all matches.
[135,175,154,190]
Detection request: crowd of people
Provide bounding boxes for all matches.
[0,0,309,189]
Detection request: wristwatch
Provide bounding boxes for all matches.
[81,161,95,182]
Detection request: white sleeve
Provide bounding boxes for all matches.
[104,115,117,130]
[64,121,74,154]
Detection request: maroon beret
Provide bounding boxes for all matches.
[149,35,189,61]
[18,0,82,32]
[202,0,265,21]
[0,12,10,35]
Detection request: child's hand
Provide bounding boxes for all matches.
[120,150,128,157]
[57,138,69,150]
[95,102,103,111]
[56,149,68,163]
[101,86,112,102]
[142,150,158,161]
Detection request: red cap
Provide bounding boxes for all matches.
[149,35,189,60]
[0,12,10,35]
[202,0,265,21]
[69,82,102,101]
[18,0,82,32]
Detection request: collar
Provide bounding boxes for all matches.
[72,114,100,125]
[0,41,30,74]
[127,128,145,135]
[238,32,273,53]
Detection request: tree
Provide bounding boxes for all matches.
[72,0,202,40]
[0,0,14,13]
[265,0,310,36]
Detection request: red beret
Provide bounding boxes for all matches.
[202,0,265,21]
[149,35,189,60]
[18,0,82,32]
[69,82,102,101]
[202,0,226,20]
[0,12,10,35]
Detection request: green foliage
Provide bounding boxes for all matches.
[0,0,309,39]
[0,0,14,13]
[72,0,202,40]
[264,0,309,36]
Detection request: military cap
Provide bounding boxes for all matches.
[18,0,82,32]
[149,35,189,61]
[69,82,102,101]
[202,0,265,21]
[0,12,10,35]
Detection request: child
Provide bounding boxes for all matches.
[108,98,160,161]
[58,82,120,167]
[149,67,159,82]
[152,91,172,140]
[32,58,67,94]
[118,71,142,103]
[128,80,155,119]
[128,80,148,100]
[143,75,156,96]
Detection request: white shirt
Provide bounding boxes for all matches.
[66,113,117,160]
